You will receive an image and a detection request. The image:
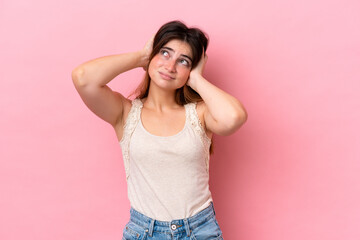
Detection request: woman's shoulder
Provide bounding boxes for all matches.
[189,100,213,140]
[189,100,205,114]
[121,97,142,122]
[113,97,134,142]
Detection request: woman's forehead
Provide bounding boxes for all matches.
[162,39,193,58]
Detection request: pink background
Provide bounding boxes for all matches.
[1,0,359,239]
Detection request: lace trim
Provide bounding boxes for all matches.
[119,98,142,181]
[188,102,212,174]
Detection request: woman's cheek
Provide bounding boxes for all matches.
[147,59,159,78]
[181,69,191,79]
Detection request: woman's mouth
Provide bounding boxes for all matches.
[159,71,175,80]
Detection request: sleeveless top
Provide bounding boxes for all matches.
[119,98,213,221]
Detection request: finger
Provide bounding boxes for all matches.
[149,34,155,44]
[145,34,155,48]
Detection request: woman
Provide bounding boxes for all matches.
[72,20,247,240]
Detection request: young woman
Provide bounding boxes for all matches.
[72,20,247,240]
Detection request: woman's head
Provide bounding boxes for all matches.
[147,38,194,91]
[145,21,208,92]
[130,20,209,104]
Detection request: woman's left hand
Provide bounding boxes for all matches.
[186,52,208,90]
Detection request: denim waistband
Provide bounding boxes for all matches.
[129,201,216,237]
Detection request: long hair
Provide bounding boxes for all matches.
[127,20,214,155]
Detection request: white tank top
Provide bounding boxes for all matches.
[119,98,213,221]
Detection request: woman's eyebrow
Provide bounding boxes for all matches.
[162,47,193,62]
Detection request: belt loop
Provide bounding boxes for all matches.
[211,201,216,216]
[183,218,191,237]
[148,219,155,237]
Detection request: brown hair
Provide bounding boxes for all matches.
[128,20,214,155]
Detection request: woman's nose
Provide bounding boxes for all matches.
[165,59,176,72]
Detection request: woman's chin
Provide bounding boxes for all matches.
[152,79,185,91]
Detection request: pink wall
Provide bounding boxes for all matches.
[1,0,359,239]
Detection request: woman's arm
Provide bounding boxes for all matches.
[187,54,248,136]
[71,37,153,127]
[72,51,149,88]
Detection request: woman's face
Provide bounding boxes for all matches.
[148,39,193,90]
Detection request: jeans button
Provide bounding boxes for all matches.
[171,224,176,230]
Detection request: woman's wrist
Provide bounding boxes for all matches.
[136,50,150,68]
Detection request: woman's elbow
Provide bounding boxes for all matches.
[232,110,248,129]
[72,67,87,87]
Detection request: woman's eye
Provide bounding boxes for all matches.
[160,50,169,57]
[179,59,189,66]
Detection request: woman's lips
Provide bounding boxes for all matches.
[159,71,175,80]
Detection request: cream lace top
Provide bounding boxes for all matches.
[119,98,213,221]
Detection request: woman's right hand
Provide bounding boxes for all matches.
[140,35,155,71]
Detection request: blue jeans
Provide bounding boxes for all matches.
[122,201,223,240]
